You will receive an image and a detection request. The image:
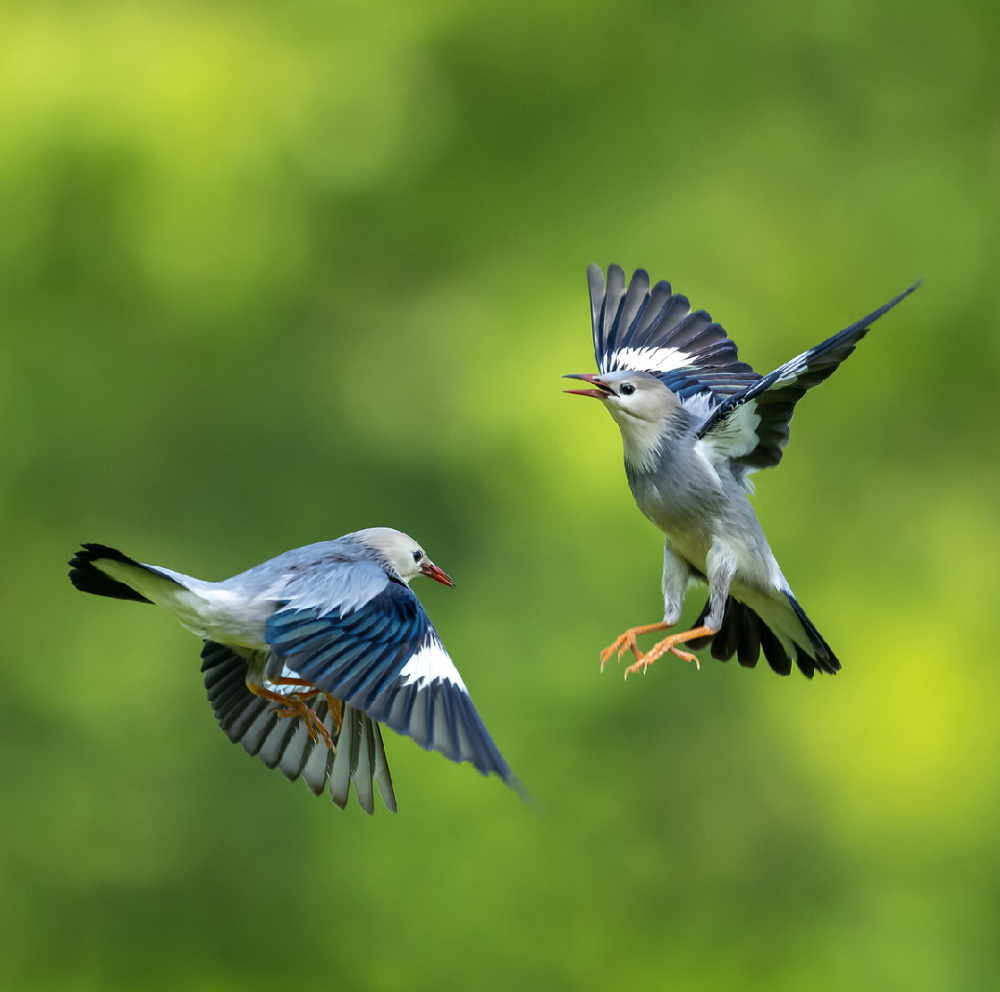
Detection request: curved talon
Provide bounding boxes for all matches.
[273,699,336,751]
[622,625,715,679]
[304,707,336,751]
[275,704,314,729]
[599,622,671,672]
[674,649,700,668]
[248,682,337,752]
[622,656,657,679]
[599,633,640,671]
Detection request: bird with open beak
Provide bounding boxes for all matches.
[69,527,518,812]
[566,264,919,680]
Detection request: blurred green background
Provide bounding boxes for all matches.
[3,1,999,989]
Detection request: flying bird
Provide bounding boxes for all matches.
[566,264,918,680]
[69,528,517,812]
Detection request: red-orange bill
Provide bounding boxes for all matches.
[563,373,611,399]
[420,562,455,587]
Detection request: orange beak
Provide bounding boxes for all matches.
[419,561,455,587]
[563,373,613,399]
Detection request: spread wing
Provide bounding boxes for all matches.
[200,642,396,813]
[588,263,760,406]
[696,281,920,472]
[264,582,515,785]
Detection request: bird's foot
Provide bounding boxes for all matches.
[265,675,342,745]
[248,680,338,751]
[272,696,337,752]
[599,622,670,672]
[622,625,716,680]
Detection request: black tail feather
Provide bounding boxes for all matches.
[685,593,839,678]
[737,606,761,668]
[784,591,840,676]
[68,544,152,603]
[759,622,793,676]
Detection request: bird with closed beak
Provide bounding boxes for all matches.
[566,264,919,680]
[69,527,518,812]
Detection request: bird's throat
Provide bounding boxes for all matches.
[613,413,666,474]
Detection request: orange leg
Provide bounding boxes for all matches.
[600,622,671,672]
[623,625,717,680]
[247,683,337,751]
[267,675,316,689]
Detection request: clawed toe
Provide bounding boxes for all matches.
[673,648,700,668]
[599,622,670,672]
[248,681,337,751]
[599,634,640,671]
[272,699,335,750]
[620,625,715,679]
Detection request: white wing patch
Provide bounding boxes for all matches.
[604,345,693,375]
[678,392,717,422]
[398,637,468,693]
[773,353,808,385]
[697,400,762,464]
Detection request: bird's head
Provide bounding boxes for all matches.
[564,370,682,469]
[353,527,454,587]
[564,370,680,425]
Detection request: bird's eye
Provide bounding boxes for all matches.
[620,383,635,396]
[412,550,423,563]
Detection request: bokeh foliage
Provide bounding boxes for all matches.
[3,1,999,989]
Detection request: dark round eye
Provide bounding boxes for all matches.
[412,550,423,563]
[620,383,635,396]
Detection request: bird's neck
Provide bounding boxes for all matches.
[611,408,688,474]
[616,419,663,472]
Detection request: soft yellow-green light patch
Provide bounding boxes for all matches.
[0,5,444,176]
[911,472,1000,594]
[0,4,456,333]
[778,619,999,842]
[764,467,1000,848]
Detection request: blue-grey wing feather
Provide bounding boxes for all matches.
[265,583,515,784]
[697,281,920,470]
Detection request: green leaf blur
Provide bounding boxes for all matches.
[3,1,998,990]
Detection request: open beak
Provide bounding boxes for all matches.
[563,373,614,399]
[420,561,455,587]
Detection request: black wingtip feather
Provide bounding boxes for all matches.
[836,280,921,341]
[68,544,153,603]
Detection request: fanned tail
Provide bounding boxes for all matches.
[687,591,840,678]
